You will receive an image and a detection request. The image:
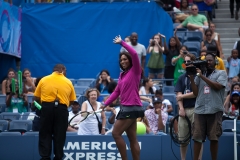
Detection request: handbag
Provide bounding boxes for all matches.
[88,100,102,134]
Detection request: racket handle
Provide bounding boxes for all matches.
[34,101,42,110]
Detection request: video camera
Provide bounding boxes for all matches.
[185,58,207,75]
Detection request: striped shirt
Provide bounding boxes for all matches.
[194,70,227,114]
[104,41,142,107]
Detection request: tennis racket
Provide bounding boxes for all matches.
[68,109,103,128]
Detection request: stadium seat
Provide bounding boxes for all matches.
[189,51,199,57]
[0,112,21,121]
[76,79,95,87]
[74,86,89,95]
[26,94,34,103]
[176,28,187,32]
[142,101,150,110]
[222,120,234,132]
[9,120,33,133]
[183,41,201,55]
[186,31,203,42]
[0,95,6,113]
[0,132,21,136]
[21,112,36,120]
[22,131,39,136]
[110,0,125,2]
[77,95,88,106]
[175,31,186,44]
[173,23,181,30]
[0,120,8,132]
[69,79,77,86]
[162,86,175,93]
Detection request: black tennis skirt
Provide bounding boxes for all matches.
[116,105,144,120]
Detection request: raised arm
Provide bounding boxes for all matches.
[114,35,141,74]
[121,41,141,73]
[1,80,6,95]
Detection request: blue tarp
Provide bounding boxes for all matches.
[21,2,173,79]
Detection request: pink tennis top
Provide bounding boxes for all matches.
[104,40,142,107]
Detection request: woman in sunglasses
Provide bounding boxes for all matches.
[201,29,223,59]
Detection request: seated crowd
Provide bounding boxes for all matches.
[1,3,240,136]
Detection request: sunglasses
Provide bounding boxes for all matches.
[206,34,212,36]
[192,8,198,11]
[183,60,192,64]
[87,88,98,92]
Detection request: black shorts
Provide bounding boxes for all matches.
[116,105,144,120]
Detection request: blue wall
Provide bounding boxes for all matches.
[21,2,173,79]
[0,134,239,159]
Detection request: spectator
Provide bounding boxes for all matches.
[226,49,240,80]
[193,0,215,21]
[209,22,223,56]
[174,0,191,23]
[200,47,225,71]
[223,91,240,121]
[125,36,130,43]
[95,69,114,102]
[190,53,227,160]
[67,100,80,132]
[233,28,240,58]
[78,88,106,135]
[147,33,165,79]
[22,68,36,94]
[154,89,173,117]
[229,0,239,19]
[1,68,16,95]
[32,77,43,131]
[174,53,203,160]
[145,98,168,135]
[224,82,240,115]
[139,78,156,105]
[176,4,208,36]
[163,32,181,86]
[95,70,114,94]
[172,45,189,85]
[120,32,147,69]
[201,29,223,59]
[6,82,28,113]
[225,75,240,91]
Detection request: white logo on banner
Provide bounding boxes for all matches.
[63,141,142,160]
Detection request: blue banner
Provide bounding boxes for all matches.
[21,2,173,78]
[0,0,21,57]
[0,134,239,160]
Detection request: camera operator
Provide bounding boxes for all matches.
[174,53,203,160]
[190,53,227,160]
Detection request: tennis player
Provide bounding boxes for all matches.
[103,35,144,160]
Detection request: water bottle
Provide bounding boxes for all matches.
[34,101,42,110]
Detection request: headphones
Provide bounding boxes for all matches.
[202,52,219,65]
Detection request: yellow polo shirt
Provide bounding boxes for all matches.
[34,72,76,106]
[201,56,225,70]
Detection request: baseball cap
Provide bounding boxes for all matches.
[73,100,79,104]
[231,91,240,96]
[153,97,162,104]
